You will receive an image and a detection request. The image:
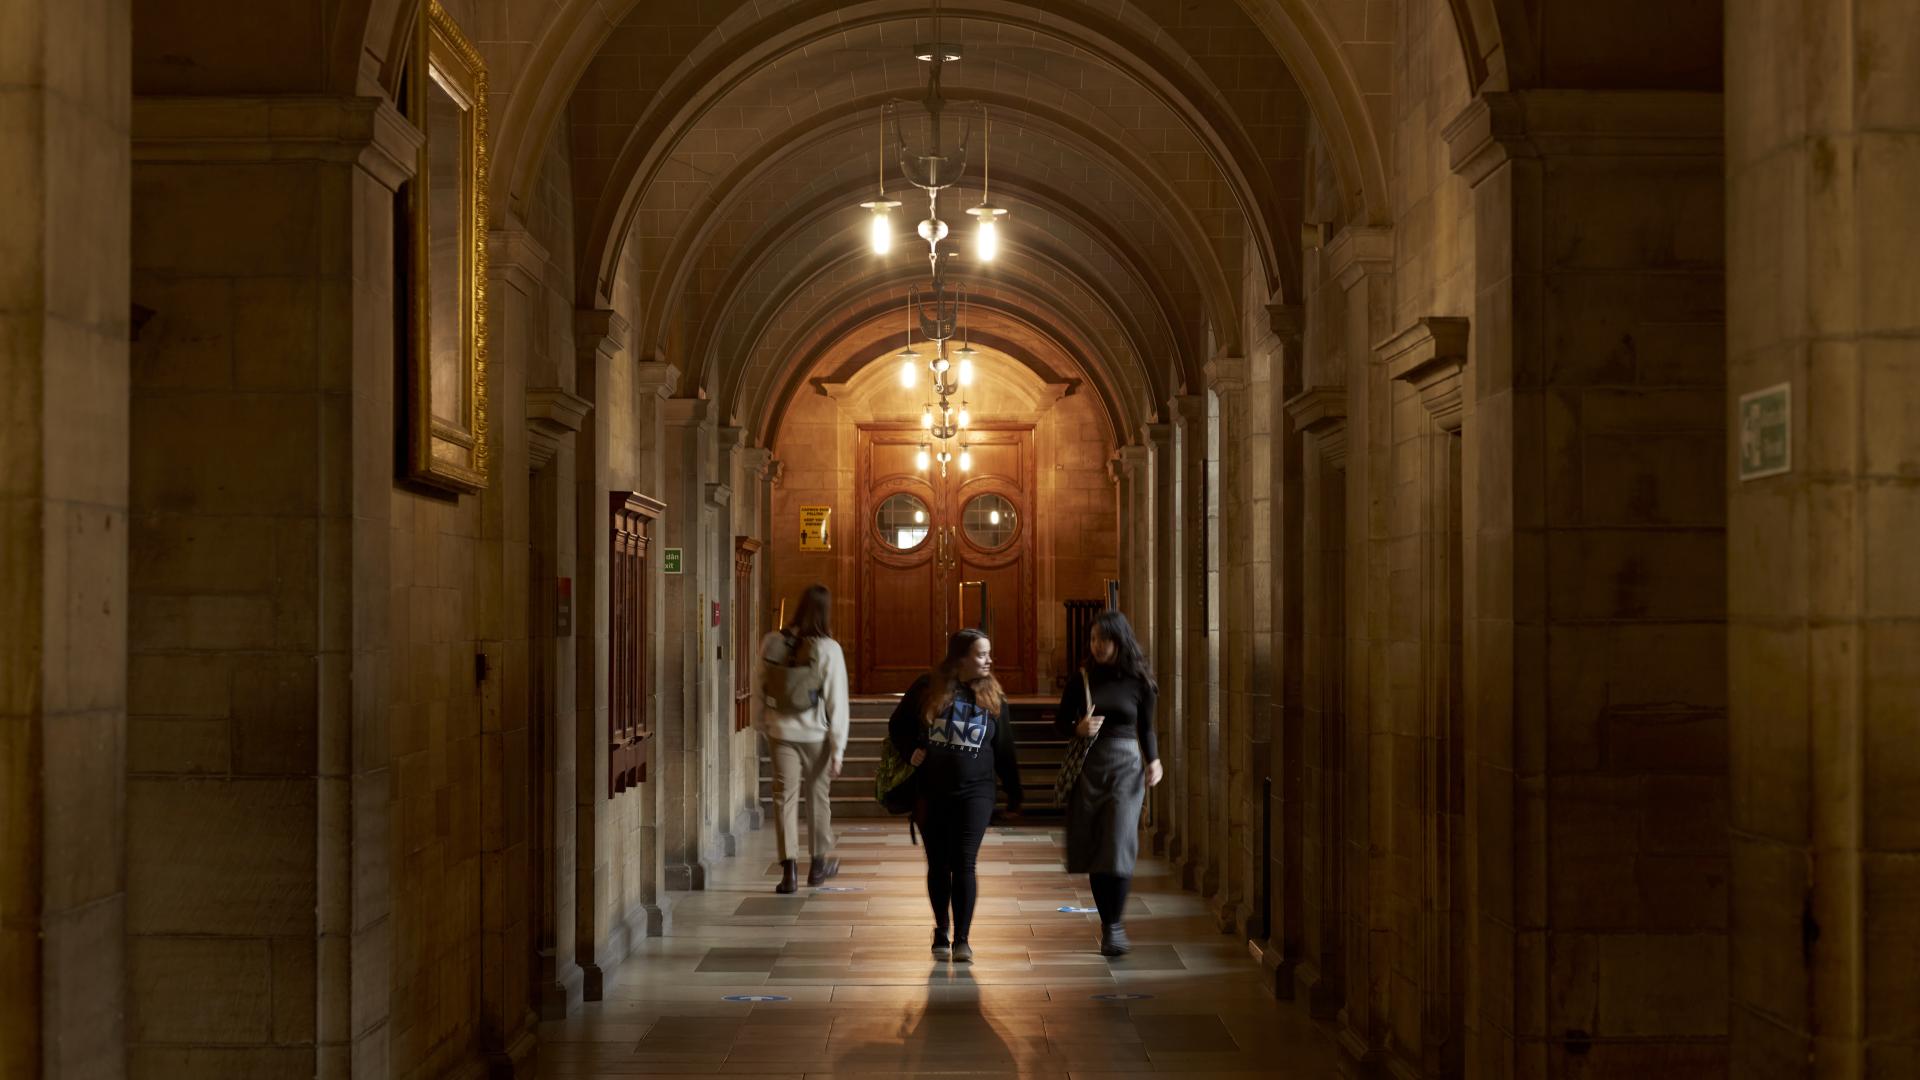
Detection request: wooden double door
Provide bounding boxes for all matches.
[856,424,1036,694]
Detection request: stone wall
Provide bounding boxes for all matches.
[1727,1,1920,1073]
[1,2,131,1076]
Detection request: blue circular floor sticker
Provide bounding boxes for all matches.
[813,886,863,893]
[722,994,790,1003]
[1056,905,1099,914]
[1090,992,1154,1002]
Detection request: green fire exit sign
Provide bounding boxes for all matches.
[1738,382,1791,481]
[662,548,682,574]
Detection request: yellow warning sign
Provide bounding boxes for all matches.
[799,505,832,552]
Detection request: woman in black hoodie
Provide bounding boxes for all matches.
[889,629,1023,963]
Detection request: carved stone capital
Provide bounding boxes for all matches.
[1267,301,1305,345]
[1379,317,1470,432]
[1445,90,1725,187]
[1283,386,1349,468]
[1110,444,1150,483]
[1203,354,1248,395]
[489,226,550,299]
[705,482,733,509]
[1168,394,1206,431]
[574,309,630,363]
[1322,225,1393,292]
[526,386,591,471]
[739,447,775,480]
[632,361,680,400]
[1140,422,1172,450]
[132,95,423,192]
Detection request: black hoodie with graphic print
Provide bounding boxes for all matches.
[888,675,1022,809]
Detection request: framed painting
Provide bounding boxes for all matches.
[404,0,490,492]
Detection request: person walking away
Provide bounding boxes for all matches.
[1056,609,1162,955]
[756,584,849,893]
[888,630,1023,962]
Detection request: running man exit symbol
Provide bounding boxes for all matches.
[1738,382,1791,481]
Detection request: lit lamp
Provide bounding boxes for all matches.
[967,110,1007,261]
[916,445,931,471]
[861,123,899,254]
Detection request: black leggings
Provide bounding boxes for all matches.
[922,792,994,941]
[1090,872,1131,926]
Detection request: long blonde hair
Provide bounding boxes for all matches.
[921,628,1005,726]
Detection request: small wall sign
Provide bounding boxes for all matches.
[663,547,683,574]
[1738,382,1791,481]
[799,505,832,551]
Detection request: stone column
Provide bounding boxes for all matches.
[1727,4,1920,1074]
[1,3,129,1075]
[570,309,624,996]
[526,361,588,1021]
[1168,393,1213,895]
[737,446,776,834]
[475,222,544,1069]
[659,398,718,891]
[1262,302,1306,992]
[630,362,676,936]
[1447,91,1727,1076]
[1205,355,1249,929]
[1143,421,1178,856]
[1110,444,1151,624]
[1321,223,1394,1064]
[703,471,736,858]
[127,96,418,1078]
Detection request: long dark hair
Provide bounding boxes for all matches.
[1088,609,1155,690]
[922,628,1005,725]
[786,584,832,640]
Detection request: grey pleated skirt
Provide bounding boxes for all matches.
[1064,735,1144,876]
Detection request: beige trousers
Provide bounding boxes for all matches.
[768,737,836,862]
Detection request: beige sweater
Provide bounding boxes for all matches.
[753,633,850,761]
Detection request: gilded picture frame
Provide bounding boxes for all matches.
[405,0,490,492]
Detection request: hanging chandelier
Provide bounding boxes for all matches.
[860,0,1007,476]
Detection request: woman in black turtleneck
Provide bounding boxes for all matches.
[1055,609,1161,956]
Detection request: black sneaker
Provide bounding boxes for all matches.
[932,927,951,961]
[950,940,973,963]
[1100,923,1131,956]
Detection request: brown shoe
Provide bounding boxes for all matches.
[807,857,839,886]
[775,859,799,894]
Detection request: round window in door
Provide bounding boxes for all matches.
[961,493,1018,550]
[875,492,932,551]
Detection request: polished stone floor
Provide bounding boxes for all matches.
[536,820,1340,1077]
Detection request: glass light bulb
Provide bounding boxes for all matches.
[958,357,974,386]
[869,207,892,254]
[933,357,949,374]
[958,449,972,472]
[989,509,1000,525]
[920,406,933,429]
[913,509,925,524]
[899,359,917,388]
[976,217,998,261]
[957,407,970,428]
[916,448,930,471]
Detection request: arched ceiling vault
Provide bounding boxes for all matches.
[563,1,1307,301]
[413,0,1530,448]
[645,99,1233,380]
[677,160,1198,377]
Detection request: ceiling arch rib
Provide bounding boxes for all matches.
[721,239,1165,431]
[743,284,1152,450]
[568,2,1305,314]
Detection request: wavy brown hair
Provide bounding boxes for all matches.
[786,584,832,640]
[921,628,1005,726]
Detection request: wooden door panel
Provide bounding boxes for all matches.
[856,424,1035,694]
